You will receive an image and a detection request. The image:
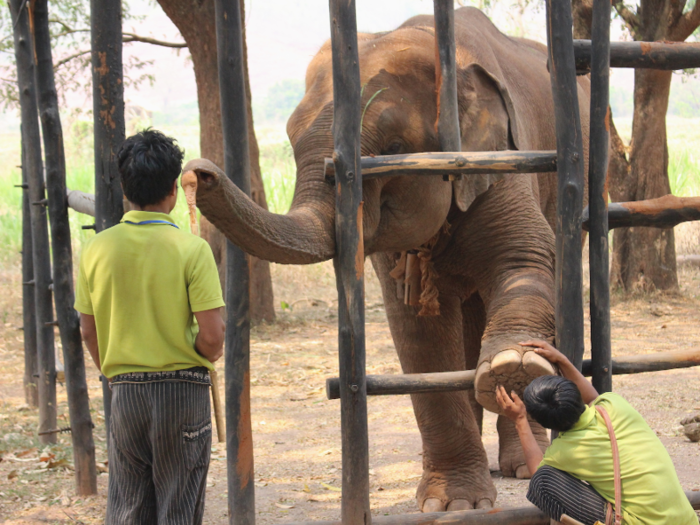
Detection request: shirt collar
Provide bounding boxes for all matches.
[567,404,597,432]
[121,210,176,224]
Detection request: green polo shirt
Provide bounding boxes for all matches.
[75,210,225,378]
[541,392,696,524]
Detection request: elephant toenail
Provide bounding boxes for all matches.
[476,498,493,509]
[515,464,532,479]
[446,499,473,511]
[422,498,445,512]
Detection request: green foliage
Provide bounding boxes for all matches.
[253,79,305,125]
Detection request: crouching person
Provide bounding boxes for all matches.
[496,340,697,525]
[75,130,226,524]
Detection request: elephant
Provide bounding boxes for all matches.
[183,7,590,512]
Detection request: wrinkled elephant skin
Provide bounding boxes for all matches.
[184,7,590,512]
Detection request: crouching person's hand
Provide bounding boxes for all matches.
[496,385,527,422]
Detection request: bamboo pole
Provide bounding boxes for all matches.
[573,40,700,72]
[213,0,255,522]
[587,0,612,394]
[329,0,371,522]
[20,133,39,407]
[323,151,557,181]
[582,195,700,231]
[10,0,57,444]
[90,0,126,447]
[33,0,98,494]
[325,347,700,399]
[182,171,226,444]
[546,0,586,369]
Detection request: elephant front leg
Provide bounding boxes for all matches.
[373,253,496,511]
[496,415,549,478]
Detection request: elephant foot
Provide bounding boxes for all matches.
[497,414,549,479]
[417,464,497,512]
[474,342,556,413]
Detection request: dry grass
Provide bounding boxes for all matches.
[1,222,700,522]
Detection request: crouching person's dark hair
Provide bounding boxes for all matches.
[118,129,184,207]
[523,376,586,432]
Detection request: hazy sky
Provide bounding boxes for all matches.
[121,0,642,115]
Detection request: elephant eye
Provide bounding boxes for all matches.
[381,141,402,156]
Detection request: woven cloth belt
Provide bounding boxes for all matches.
[595,405,623,525]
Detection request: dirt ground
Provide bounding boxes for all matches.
[1,224,700,524]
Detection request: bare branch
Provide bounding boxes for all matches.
[671,0,700,41]
[613,0,639,37]
[122,33,186,49]
[54,49,91,69]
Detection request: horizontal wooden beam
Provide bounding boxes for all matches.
[574,40,700,72]
[280,492,700,525]
[582,195,700,231]
[324,151,557,182]
[326,347,700,400]
[66,189,95,216]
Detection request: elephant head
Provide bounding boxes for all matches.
[184,15,537,269]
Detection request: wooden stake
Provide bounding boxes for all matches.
[10,0,57,445]
[20,132,39,407]
[329,0,371,522]
[546,0,586,369]
[214,0,255,521]
[91,0,126,448]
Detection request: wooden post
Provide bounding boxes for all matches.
[588,0,612,394]
[20,133,39,407]
[10,0,57,444]
[33,0,98,494]
[213,0,255,522]
[91,0,125,446]
[433,0,461,155]
[546,0,585,368]
[329,1,371,523]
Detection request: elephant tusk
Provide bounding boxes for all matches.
[181,170,199,236]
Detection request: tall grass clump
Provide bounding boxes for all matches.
[257,127,296,214]
[669,145,700,197]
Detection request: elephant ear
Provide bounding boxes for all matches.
[452,63,523,212]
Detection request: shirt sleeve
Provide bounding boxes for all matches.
[187,239,226,312]
[74,252,94,315]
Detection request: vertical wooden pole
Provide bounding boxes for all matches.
[546,0,585,368]
[433,0,461,153]
[10,0,57,445]
[588,0,612,393]
[213,1,255,523]
[20,132,39,408]
[91,0,125,445]
[329,1,371,523]
[34,0,98,495]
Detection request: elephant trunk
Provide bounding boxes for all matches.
[183,156,336,265]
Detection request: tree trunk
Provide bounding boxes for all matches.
[571,0,681,292]
[611,69,678,291]
[156,0,275,322]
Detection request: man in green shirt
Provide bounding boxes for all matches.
[496,340,697,525]
[75,130,225,524]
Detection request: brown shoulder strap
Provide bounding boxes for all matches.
[595,405,622,525]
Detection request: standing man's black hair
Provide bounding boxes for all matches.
[523,375,586,432]
[118,129,184,207]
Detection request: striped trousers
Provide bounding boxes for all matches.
[527,466,609,525]
[106,371,212,525]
